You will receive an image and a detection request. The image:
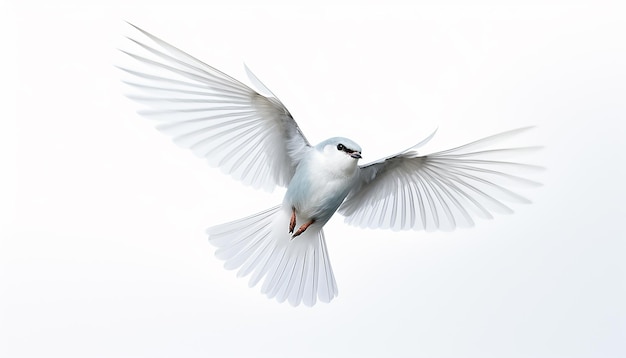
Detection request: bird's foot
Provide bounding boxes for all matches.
[289,207,296,234]
[292,220,314,239]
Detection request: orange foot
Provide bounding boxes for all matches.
[292,220,315,239]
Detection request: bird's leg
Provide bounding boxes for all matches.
[289,207,296,234]
[292,219,315,239]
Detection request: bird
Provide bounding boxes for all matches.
[119,23,542,307]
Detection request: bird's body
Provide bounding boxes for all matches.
[120,24,542,306]
[285,138,361,229]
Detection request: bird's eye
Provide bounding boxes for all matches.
[337,144,344,151]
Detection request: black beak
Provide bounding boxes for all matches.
[350,152,362,159]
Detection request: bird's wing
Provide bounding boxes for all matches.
[339,127,543,231]
[119,23,310,191]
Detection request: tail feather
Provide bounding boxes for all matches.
[207,205,338,307]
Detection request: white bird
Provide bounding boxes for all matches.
[120,24,542,307]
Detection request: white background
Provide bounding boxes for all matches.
[2,1,625,357]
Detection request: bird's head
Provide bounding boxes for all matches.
[315,137,362,174]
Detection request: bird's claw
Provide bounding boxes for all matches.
[291,220,314,239]
[289,207,296,234]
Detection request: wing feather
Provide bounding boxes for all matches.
[340,128,542,231]
[120,24,310,191]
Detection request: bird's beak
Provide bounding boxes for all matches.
[350,152,362,159]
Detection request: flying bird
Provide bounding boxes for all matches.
[119,24,542,307]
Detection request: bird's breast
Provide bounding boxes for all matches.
[284,155,358,225]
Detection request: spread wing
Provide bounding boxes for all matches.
[119,23,310,191]
[339,127,543,231]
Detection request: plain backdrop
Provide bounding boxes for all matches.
[1,1,625,357]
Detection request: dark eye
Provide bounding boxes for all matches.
[337,144,344,151]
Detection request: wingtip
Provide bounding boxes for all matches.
[124,21,140,31]
[405,127,439,153]
[243,64,277,98]
[507,125,537,136]
[124,21,158,42]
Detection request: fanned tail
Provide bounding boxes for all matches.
[207,205,338,306]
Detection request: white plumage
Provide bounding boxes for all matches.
[207,206,337,307]
[120,23,541,306]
